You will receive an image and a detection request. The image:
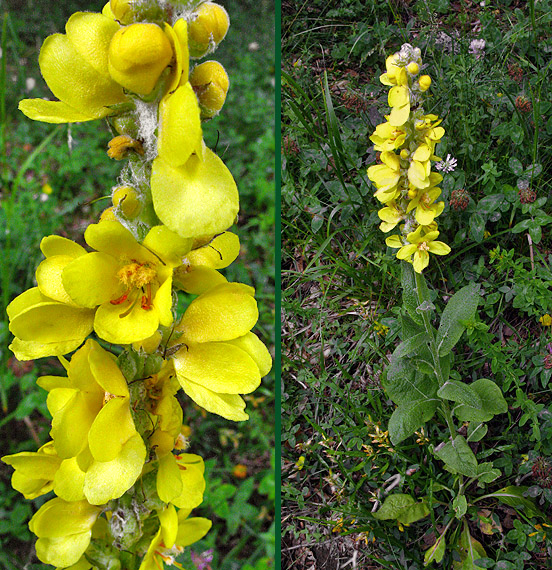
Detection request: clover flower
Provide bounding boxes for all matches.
[435,154,457,173]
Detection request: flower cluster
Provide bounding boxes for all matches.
[368,43,451,273]
[3,1,271,568]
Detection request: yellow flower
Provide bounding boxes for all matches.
[380,55,408,87]
[367,151,402,204]
[61,221,192,344]
[139,507,212,570]
[386,226,451,273]
[406,186,445,225]
[2,441,61,499]
[7,235,95,360]
[369,120,406,152]
[37,339,146,505]
[540,314,552,326]
[171,282,272,421]
[377,202,405,233]
[19,12,126,123]
[29,497,102,567]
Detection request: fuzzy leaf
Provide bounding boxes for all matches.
[373,493,430,524]
[388,398,438,445]
[435,435,477,477]
[453,495,468,518]
[476,462,501,484]
[453,379,507,422]
[384,360,438,407]
[401,263,429,325]
[453,523,487,570]
[467,422,487,442]
[437,380,483,408]
[436,283,479,357]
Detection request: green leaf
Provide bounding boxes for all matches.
[435,436,478,477]
[388,398,439,445]
[486,486,543,519]
[394,333,430,359]
[467,422,487,442]
[436,283,479,357]
[454,378,508,422]
[424,530,446,565]
[372,493,414,520]
[437,380,483,408]
[453,523,487,570]
[509,123,524,145]
[453,495,468,518]
[508,157,523,175]
[477,194,504,215]
[469,213,485,243]
[476,462,501,484]
[373,493,430,523]
[384,360,438,407]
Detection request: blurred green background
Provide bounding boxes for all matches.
[0,0,275,568]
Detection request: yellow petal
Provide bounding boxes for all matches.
[171,454,206,509]
[186,231,240,269]
[179,378,248,421]
[413,251,430,273]
[142,226,193,266]
[385,235,403,249]
[397,244,417,259]
[428,241,451,255]
[389,103,410,127]
[175,517,212,547]
[39,32,124,117]
[173,19,189,84]
[84,433,146,504]
[41,235,86,259]
[153,275,174,328]
[88,342,128,396]
[88,398,135,462]
[157,83,202,167]
[388,85,408,108]
[9,300,94,345]
[173,342,261,394]
[36,256,80,306]
[35,534,92,568]
[151,148,239,239]
[158,504,179,549]
[174,266,228,295]
[157,453,183,503]
[18,99,101,123]
[226,332,272,377]
[54,458,86,502]
[94,299,160,345]
[65,12,119,77]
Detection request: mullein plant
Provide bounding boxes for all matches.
[2,1,272,568]
[367,45,543,566]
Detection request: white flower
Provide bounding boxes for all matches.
[435,154,457,173]
[469,39,486,59]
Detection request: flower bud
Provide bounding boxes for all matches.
[112,115,139,138]
[418,75,432,91]
[407,62,419,75]
[100,206,118,222]
[188,2,229,58]
[400,149,410,159]
[189,60,229,119]
[107,135,144,160]
[108,23,173,95]
[407,188,417,199]
[110,0,134,24]
[112,186,142,219]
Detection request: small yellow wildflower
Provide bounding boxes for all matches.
[539,314,552,326]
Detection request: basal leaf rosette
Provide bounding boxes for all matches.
[37,339,146,505]
[19,12,126,123]
[170,282,272,421]
[7,235,96,360]
[61,221,192,345]
[139,506,212,570]
[28,497,102,568]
